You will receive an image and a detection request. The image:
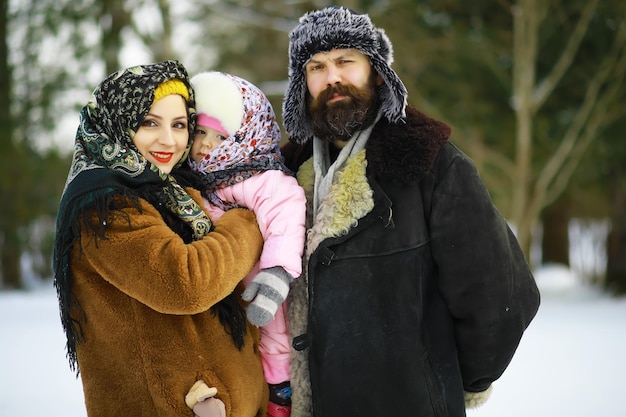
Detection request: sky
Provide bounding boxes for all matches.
[2,264,625,417]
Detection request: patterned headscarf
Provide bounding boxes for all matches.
[65,60,212,238]
[188,72,290,211]
[53,60,214,373]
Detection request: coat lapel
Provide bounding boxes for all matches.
[298,150,374,259]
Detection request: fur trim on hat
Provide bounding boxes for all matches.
[190,71,243,136]
[282,6,408,144]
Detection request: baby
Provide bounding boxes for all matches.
[186,71,305,417]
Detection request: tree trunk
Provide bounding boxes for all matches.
[1,227,22,289]
[101,0,129,74]
[605,165,626,294]
[541,196,571,266]
[0,0,23,289]
[153,0,173,62]
[510,1,539,260]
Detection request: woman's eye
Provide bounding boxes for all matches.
[141,119,157,127]
[174,121,187,129]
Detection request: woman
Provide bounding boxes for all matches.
[53,60,268,416]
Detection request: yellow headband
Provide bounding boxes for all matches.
[154,79,190,103]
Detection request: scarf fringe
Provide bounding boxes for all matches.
[53,187,142,374]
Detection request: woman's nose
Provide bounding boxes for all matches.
[159,128,177,145]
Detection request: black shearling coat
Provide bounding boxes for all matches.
[283,107,540,417]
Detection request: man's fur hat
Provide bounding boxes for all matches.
[282,6,408,144]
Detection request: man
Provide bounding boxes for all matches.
[281,6,540,417]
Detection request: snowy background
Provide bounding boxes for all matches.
[1,219,625,416]
[2,264,625,417]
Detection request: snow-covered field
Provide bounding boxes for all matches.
[1,264,625,417]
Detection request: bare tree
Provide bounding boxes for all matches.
[127,0,178,63]
[0,0,19,288]
[509,0,626,257]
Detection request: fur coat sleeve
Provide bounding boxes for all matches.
[79,189,263,314]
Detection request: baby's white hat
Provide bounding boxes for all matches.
[190,71,244,136]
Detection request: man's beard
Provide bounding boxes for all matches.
[307,76,381,143]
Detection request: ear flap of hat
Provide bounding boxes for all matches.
[190,71,243,136]
[368,28,407,127]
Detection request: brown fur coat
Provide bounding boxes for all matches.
[71,188,268,417]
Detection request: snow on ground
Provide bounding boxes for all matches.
[468,264,626,417]
[1,264,625,416]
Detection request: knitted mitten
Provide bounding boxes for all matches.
[241,266,293,326]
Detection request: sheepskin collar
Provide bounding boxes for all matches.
[365,106,451,184]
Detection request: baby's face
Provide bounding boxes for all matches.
[190,125,228,163]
